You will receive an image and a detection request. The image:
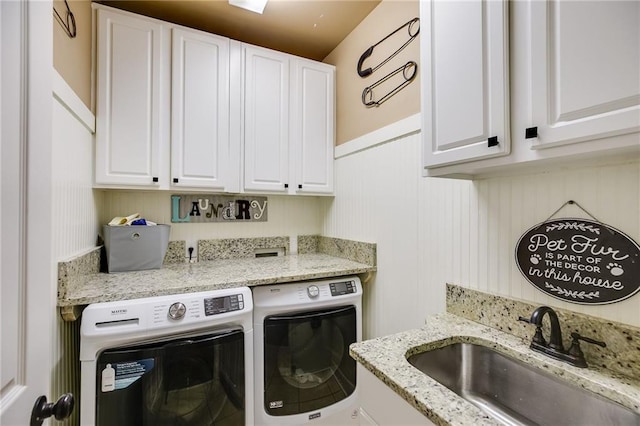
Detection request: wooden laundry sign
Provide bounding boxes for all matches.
[515,218,640,304]
[171,194,267,223]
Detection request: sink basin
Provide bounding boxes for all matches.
[408,343,640,426]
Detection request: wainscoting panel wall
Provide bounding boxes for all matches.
[52,72,100,426]
[321,131,450,338]
[52,80,100,259]
[323,122,640,339]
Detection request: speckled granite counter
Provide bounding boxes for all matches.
[59,253,375,307]
[350,313,640,426]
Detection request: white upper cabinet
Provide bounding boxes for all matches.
[94,5,335,194]
[291,59,335,194]
[242,45,336,195]
[421,0,510,169]
[171,28,230,190]
[243,45,291,193]
[528,0,640,149]
[423,0,640,178]
[95,7,166,186]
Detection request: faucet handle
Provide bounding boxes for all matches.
[570,332,606,349]
[567,333,606,367]
[518,316,546,346]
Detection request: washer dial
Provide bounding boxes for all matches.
[307,285,319,298]
[168,302,186,320]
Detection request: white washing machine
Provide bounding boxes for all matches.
[253,276,362,425]
[80,287,253,426]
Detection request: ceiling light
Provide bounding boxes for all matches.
[229,0,268,14]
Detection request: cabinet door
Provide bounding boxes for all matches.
[357,365,435,425]
[291,59,335,195]
[243,45,290,193]
[171,28,229,190]
[95,8,164,186]
[528,1,640,149]
[421,0,510,169]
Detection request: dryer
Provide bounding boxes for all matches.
[253,276,362,425]
[80,287,253,425]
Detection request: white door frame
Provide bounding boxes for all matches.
[1,0,55,424]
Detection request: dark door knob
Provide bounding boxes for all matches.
[30,393,74,426]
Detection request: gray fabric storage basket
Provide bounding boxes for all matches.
[103,224,171,273]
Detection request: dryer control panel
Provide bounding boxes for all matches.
[330,280,357,296]
[253,276,362,309]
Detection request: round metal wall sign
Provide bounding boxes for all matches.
[515,218,640,305]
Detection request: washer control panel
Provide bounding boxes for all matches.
[330,280,357,296]
[81,288,253,339]
[204,293,244,316]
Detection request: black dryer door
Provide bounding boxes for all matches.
[263,305,357,416]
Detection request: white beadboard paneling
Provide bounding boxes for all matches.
[476,180,489,293]
[468,180,479,290]
[323,132,428,338]
[52,316,81,426]
[476,163,640,325]
[511,177,526,301]
[51,75,100,426]
[475,164,640,324]
[327,123,640,337]
[459,182,472,289]
[52,78,100,261]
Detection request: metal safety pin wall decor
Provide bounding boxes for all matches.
[357,17,420,77]
[362,61,417,107]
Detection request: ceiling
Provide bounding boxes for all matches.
[97,0,381,61]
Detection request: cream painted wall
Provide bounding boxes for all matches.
[53,0,92,109]
[97,192,324,257]
[324,0,420,145]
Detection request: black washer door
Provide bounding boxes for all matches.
[263,305,357,416]
[96,329,244,426]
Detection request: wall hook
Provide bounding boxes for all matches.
[544,200,601,223]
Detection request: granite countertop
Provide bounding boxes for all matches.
[350,313,640,426]
[59,253,375,307]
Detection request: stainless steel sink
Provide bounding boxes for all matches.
[408,343,640,426]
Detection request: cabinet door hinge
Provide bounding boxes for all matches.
[488,136,499,147]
